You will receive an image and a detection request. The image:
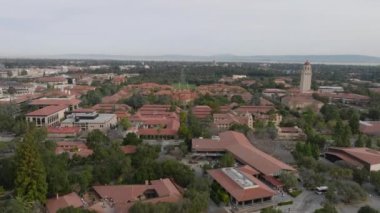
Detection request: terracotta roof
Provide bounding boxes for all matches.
[235,106,274,114]
[92,178,182,212]
[47,127,80,134]
[120,145,137,154]
[193,131,295,175]
[46,192,83,213]
[55,141,93,158]
[37,76,66,83]
[359,121,380,136]
[327,147,380,166]
[26,105,68,116]
[208,167,275,202]
[30,98,81,106]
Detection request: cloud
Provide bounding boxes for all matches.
[0,0,379,56]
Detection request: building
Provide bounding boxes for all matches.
[55,141,93,158]
[92,178,182,212]
[46,192,84,213]
[192,131,295,176]
[276,126,306,140]
[47,126,81,138]
[26,105,68,127]
[129,105,180,139]
[208,167,276,209]
[213,112,253,130]
[325,147,380,171]
[92,103,131,121]
[192,105,212,119]
[281,95,323,111]
[359,121,380,136]
[0,81,35,97]
[61,110,117,132]
[300,61,312,93]
[318,93,370,105]
[30,97,80,111]
[318,86,344,93]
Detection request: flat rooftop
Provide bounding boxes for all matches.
[62,113,116,124]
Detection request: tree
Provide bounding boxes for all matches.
[314,203,338,213]
[355,134,365,147]
[365,137,372,148]
[14,131,48,203]
[57,206,96,213]
[123,133,142,145]
[86,130,110,149]
[231,95,245,104]
[219,153,235,167]
[261,207,282,213]
[349,112,360,134]
[119,117,131,130]
[370,171,380,192]
[279,172,298,189]
[358,205,379,213]
[353,168,369,185]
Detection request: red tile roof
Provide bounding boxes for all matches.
[92,178,182,212]
[193,131,295,176]
[30,98,81,106]
[208,167,275,202]
[26,105,68,116]
[47,127,81,134]
[326,147,380,166]
[46,192,83,213]
[360,121,380,136]
[55,141,93,158]
[120,145,137,154]
[235,106,274,114]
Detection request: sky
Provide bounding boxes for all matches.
[1,0,380,57]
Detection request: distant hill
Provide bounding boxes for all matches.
[29,54,380,65]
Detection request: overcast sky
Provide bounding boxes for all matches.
[1,0,380,57]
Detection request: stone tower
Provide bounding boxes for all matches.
[300,61,312,93]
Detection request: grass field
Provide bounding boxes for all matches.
[171,83,196,90]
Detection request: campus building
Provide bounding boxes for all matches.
[61,109,117,132]
[91,178,182,212]
[26,105,68,127]
[192,131,295,176]
[325,147,380,171]
[208,167,276,210]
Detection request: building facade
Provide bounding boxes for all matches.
[300,61,312,93]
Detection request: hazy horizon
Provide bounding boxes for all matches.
[1,0,380,57]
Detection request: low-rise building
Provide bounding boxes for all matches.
[46,192,84,213]
[213,112,253,130]
[318,93,370,105]
[281,95,323,111]
[92,178,182,212]
[61,110,117,132]
[318,86,344,93]
[359,121,380,136]
[130,105,180,139]
[276,126,305,140]
[30,97,80,111]
[192,131,295,176]
[47,126,81,138]
[325,147,380,171]
[208,167,276,209]
[55,141,93,158]
[92,104,131,121]
[26,105,68,127]
[192,105,212,119]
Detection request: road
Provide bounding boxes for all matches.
[278,190,323,213]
